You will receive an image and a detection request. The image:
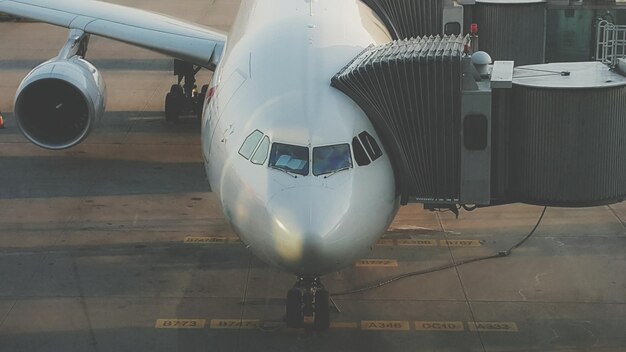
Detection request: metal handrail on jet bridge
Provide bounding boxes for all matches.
[596,20,626,68]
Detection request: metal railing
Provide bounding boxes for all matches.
[596,20,626,67]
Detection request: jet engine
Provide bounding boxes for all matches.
[14,57,106,150]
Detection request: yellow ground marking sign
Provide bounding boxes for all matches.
[210,319,260,329]
[361,320,410,331]
[356,259,398,268]
[375,239,395,246]
[398,239,438,247]
[184,236,227,244]
[415,321,464,331]
[468,322,518,332]
[373,239,481,247]
[440,239,482,247]
[330,322,359,329]
[155,319,205,329]
[184,236,242,244]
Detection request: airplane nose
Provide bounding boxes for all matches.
[267,186,351,274]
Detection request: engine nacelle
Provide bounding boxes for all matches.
[14,57,106,150]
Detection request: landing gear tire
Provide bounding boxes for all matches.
[165,84,183,123]
[314,289,330,331]
[286,277,331,331]
[164,93,178,123]
[196,84,209,121]
[170,84,184,96]
[286,288,304,328]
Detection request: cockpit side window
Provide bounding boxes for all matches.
[251,136,270,165]
[352,137,371,166]
[313,144,352,176]
[239,130,264,160]
[352,131,382,166]
[269,143,310,176]
[358,131,382,161]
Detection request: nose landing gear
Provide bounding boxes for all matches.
[286,277,330,331]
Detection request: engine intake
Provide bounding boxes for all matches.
[14,57,106,150]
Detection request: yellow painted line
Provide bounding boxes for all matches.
[228,237,243,244]
[210,319,260,329]
[468,322,518,332]
[375,239,395,246]
[415,321,464,331]
[361,320,410,331]
[398,239,438,247]
[155,319,205,329]
[440,239,482,247]
[330,322,359,329]
[356,259,398,268]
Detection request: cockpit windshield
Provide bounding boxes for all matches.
[313,144,352,176]
[269,143,310,176]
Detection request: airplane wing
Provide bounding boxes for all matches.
[0,0,226,68]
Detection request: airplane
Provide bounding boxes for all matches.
[0,0,400,330]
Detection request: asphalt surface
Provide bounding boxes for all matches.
[1,1,625,351]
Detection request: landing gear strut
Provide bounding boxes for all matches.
[164,59,207,123]
[286,277,330,331]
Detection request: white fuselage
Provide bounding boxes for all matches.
[201,0,399,276]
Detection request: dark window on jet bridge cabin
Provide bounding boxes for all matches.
[463,114,488,150]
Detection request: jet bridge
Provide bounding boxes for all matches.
[332,35,626,208]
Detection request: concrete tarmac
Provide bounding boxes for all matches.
[1,1,625,351]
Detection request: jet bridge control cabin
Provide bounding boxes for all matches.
[332,35,626,209]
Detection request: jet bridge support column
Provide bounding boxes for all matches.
[459,59,514,205]
[460,57,491,205]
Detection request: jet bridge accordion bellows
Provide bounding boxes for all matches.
[361,0,442,39]
[332,35,467,204]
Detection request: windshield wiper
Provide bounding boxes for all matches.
[270,166,299,178]
[323,167,351,179]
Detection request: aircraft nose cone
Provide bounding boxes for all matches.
[267,186,350,274]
